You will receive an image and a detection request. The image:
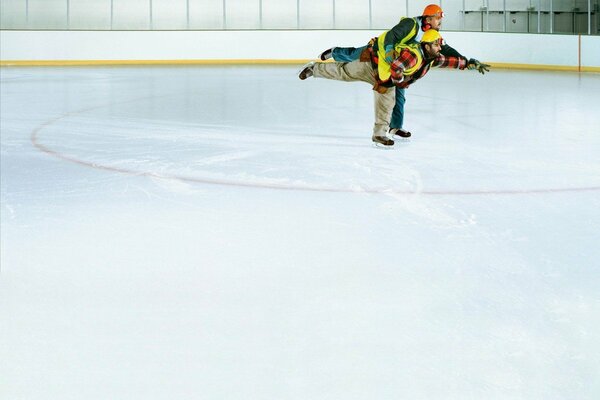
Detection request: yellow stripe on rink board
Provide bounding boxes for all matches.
[488,62,600,73]
[581,66,600,73]
[1,59,599,72]
[0,59,311,66]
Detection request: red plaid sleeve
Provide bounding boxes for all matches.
[390,49,419,84]
[432,54,467,70]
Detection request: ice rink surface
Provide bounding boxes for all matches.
[1,65,600,399]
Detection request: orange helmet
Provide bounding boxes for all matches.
[422,4,444,18]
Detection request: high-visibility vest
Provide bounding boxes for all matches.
[394,42,425,76]
[376,17,420,81]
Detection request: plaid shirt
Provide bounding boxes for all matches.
[389,48,467,88]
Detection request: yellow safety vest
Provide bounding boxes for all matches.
[394,42,425,76]
[376,17,418,81]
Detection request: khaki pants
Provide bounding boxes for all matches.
[313,61,395,138]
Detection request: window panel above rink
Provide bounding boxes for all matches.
[112,0,150,30]
[332,0,369,29]
[371,0,408,29]
[406,0,433,17]
[298,0,334,29]
[0,0,596,34]
[151,0,188,30]
[189,0,224,30]
[0,0,27,29]
[27,0,68,29]
[440,1,462,31]
[261,0,297,29]
[69,0,112,30]
[225,0,260,29]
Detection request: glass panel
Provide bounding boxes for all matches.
[550,0,572,12]
[70,0,111,30]
[533,0,549,33]
[462,0,483,31]
[483,12,502,31]
[465,0,485,11]
[539,0,552,11]
[408,0,433,17]
[261,0,297,29]
[482,0,501,31]
[506,11,528,32]
[152,0,188,30]
[28,0,68,29]
[487,0,504,10]
[527,12,543,33]
[574,11,589,34]
[505,0,528,10]
[463,11,482,31]
[553,11,574,33]
[2,0,596,34]
[0,0,28,29]
[572,0,593,34]
[575,0,590,12]
[226,0,259,29]
[299,0,333,29]
[441,1,463,31]
[112,0,150,30]
[371,0,407,29]
[335,0,369,29]
[189,0,223,29]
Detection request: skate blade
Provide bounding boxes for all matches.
[372,142,395,150]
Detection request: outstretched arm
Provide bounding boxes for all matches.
[440,44,491,74]
[440,43,465,59]
[432,54,468,70]
[432,55,491,75]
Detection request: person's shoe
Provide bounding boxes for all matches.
[390,128,411,138]
[372,135,394,146]
[299,62,315,80]
[318,48,335,61]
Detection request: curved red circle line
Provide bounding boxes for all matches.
[30,106,600,196]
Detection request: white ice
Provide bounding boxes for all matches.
[1,65,600,399]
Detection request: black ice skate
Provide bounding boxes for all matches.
[299,62,315,80]
[372,135,394,147]
[390,128,411,138]
[318,48,334,61]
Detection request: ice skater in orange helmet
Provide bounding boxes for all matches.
[309,4,489,140]
[299,30,487,147]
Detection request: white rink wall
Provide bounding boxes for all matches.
[0,30,599,68]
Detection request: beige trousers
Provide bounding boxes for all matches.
[312,60,395,138]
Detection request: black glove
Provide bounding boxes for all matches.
[467,58,490,74]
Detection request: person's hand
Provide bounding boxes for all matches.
[467,58,490,74]
[373,82,389,94]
